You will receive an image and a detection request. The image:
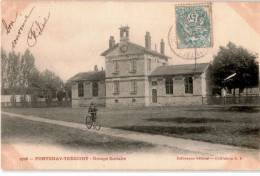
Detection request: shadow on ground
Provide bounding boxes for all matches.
[114,126,211,135]
[238,128,259,136]
[188,106,260,113]
[1,116,155,153]
[147,117,231,123]
[114,125,259,149]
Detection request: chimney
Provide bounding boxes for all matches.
[94,65,98,72]
[160,39,165,55]
[145,32,151,50]
[109,36,115,49]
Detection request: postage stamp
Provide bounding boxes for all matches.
[175,3,212,49]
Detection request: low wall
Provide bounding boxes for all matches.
[106,97,145,107]
[156,96,203,106]
[1,100,72,108]
[72,97,106,108]
[106,96,203,107]
[1,95,31,103]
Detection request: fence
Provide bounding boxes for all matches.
[202,95,260,105]
[1,99,72,108]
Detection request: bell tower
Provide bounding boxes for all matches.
[119,26,130,42]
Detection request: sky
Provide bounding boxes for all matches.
[1,1,260,82]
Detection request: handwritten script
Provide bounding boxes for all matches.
[2,12,18,35]
[27,12,50,47]
[1,7,50,49]
[11,7,34,49]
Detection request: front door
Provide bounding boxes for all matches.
[152,89,157,103]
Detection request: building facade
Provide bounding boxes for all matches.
[148,63,212,106]
[67,71,106,107]
[101,27,169,107]
[68,27,213,107]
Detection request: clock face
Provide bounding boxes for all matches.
[120,44,128,52]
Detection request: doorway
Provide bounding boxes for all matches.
[152,89,157,103]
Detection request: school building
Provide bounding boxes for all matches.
[68,26,213,107]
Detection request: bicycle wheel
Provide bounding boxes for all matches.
[86,115,92,129]
[94,121,101,131]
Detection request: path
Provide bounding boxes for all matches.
[2,111,259,158]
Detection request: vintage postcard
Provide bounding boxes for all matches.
[1,0,260,170]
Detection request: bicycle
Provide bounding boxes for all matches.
[85,113,101,130]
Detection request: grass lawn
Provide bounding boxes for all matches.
[2,106,260,149]
[1,115,158,153]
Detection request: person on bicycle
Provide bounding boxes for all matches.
[88,102,97,123]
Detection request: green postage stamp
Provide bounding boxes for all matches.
[175,3,212,49]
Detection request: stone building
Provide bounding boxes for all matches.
[101,26,170,107]
[148,63,212,106]
[68,26,212,107]
[67,70,106,107]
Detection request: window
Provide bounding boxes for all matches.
[114,81,119,93]
[185,77,193,94]
[115,99,118,103]
[78,82,84,97]
[131,80,137,93]
[113,60,118,72]
[130,59,136,72]
[148,59,151,71]
[92,81,98,97]
[165,78,173,94]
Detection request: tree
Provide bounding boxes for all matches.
[1,47,8,94]
[57,89,66,101]
[1,48,65,105]
[1,48,37,95]
[7,51,20,92]
[19,49,36,91]
[27,68,44,93]
[64,84,72,100]
[210,42,259,96]
[41,69,64,101]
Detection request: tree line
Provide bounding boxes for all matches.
[1,47,71,104]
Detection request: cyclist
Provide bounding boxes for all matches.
[88,102,98,124]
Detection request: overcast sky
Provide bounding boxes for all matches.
[2,1,260,82]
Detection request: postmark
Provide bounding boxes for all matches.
[168,2,213,60]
